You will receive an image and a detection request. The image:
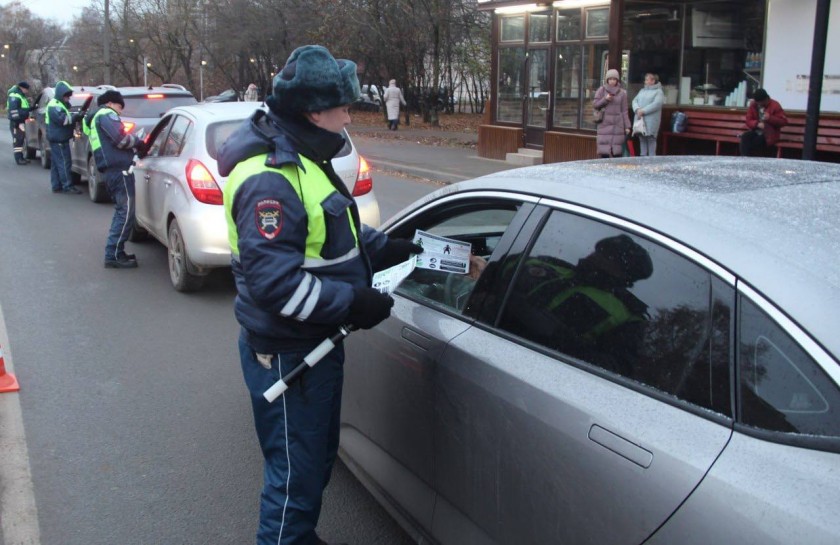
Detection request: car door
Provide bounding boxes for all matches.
[145,115,193,239]
[134,114,175,237]
[341,193,536,538]
[432,203,735,544]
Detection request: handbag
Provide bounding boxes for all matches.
[632,117,647,136]
[593,106,605,124]
[671,111,687,133]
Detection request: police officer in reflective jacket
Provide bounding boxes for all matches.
[6,81,32,165]
[88,90,144,268]
[46,81,85,194]
[218,45,421,545]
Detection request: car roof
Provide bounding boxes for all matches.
[166,102,266,123]
[451,156,840,361]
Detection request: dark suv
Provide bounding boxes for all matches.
[24,85,101,169]
[70,84,198,202]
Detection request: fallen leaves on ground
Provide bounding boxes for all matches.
[349,110,483,132]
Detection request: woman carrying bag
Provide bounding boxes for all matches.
[593,69,631,158]
[631,73,666,156]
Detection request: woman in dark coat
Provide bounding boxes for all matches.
[594,69,631,158]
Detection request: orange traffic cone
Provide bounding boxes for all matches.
[0,344,20,393]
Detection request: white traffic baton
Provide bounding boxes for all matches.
[263,324,355,403]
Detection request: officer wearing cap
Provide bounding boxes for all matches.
[6,81,32,165]
[46,81,85,194]
[218,45,422,545]
[88,90,144,268]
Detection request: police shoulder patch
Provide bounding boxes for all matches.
[255,198,283,240]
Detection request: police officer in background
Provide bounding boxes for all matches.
[6,81,32,165]
[87,90,145,269]
[46,81,85,194]
[217,45,422,545]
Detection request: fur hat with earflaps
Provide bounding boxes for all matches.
[266,45,360,116]
[97,90,125,108]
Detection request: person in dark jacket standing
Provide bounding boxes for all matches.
[6,81,32,165]
[740,88,788,157]
[89,90,145,268]
[46,81,84,194]
[218,45,422,545]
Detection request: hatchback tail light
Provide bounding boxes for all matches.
[185,159,224,205]
[352,156,373,197]
[121,121,135,134]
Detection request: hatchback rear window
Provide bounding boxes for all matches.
[204,120,354,161]
[122,95,198,118]
[206,120,243,160]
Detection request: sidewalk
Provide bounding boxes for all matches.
[348,123,517,184]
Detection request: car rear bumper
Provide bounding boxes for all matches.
[176,204,231,269]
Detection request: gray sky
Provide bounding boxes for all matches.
[2,0,93,26]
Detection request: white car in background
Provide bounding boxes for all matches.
[131,102,381,292]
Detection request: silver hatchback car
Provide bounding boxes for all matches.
[132,102,380,291]
[340,157,840,545]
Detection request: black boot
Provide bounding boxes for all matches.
[15,154,28,165]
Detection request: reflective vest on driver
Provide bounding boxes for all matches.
[87,107,114,154]
[223,154,360,265]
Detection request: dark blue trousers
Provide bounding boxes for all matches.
[49,141,73,191]
[104,169,136,261]
[239,334,344,545]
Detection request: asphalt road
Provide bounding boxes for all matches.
[0,135,438,545]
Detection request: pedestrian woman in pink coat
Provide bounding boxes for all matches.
[593,69,631,158]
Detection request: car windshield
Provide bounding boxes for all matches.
[205,121,353,160]
[122,95,198,118]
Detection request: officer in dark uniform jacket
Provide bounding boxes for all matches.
[46,81,85,194]
[6,81,32,165]
[88,90,145,268]
[217,45,421,545]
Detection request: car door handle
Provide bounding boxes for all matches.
[401,326,432,351]
[163,180,172,186]
[588,424,653,468]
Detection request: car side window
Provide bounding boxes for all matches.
[496,210,731,415]
[160,115,192,157]
[145,115,175,158]
[395,202,521,314]
[738,297,840,437]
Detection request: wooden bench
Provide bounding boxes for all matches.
[775,116,840,158]
[661,110,745,156]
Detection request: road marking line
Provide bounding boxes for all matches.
[0,304,41,545]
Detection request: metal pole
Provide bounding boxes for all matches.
[803,0,831,161]
[143,56,147,87]
[104,0,111,84]
[199,64,204,101]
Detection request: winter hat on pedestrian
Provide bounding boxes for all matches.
[97,90,125,108]
[17,81,30,89]
[604,69,620,82]
[266,45,360,116]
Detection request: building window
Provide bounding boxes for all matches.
[556,8,581,41]
[529,10,552,43]
[585,7,610,38]
[501,15,525,42]
[498,47,526,123]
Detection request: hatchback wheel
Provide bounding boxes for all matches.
[87,155,109,203]
[39,137,51,169]
[168,219,205,292]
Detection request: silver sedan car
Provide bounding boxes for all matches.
[340,157,840,545]
[132,102,380,291]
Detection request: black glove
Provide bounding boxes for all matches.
[347,287,394,329]
[71,111,85,124]
[377,238,424,271]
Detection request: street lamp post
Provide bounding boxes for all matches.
[199,60,207,101]
[144,56,151,87]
